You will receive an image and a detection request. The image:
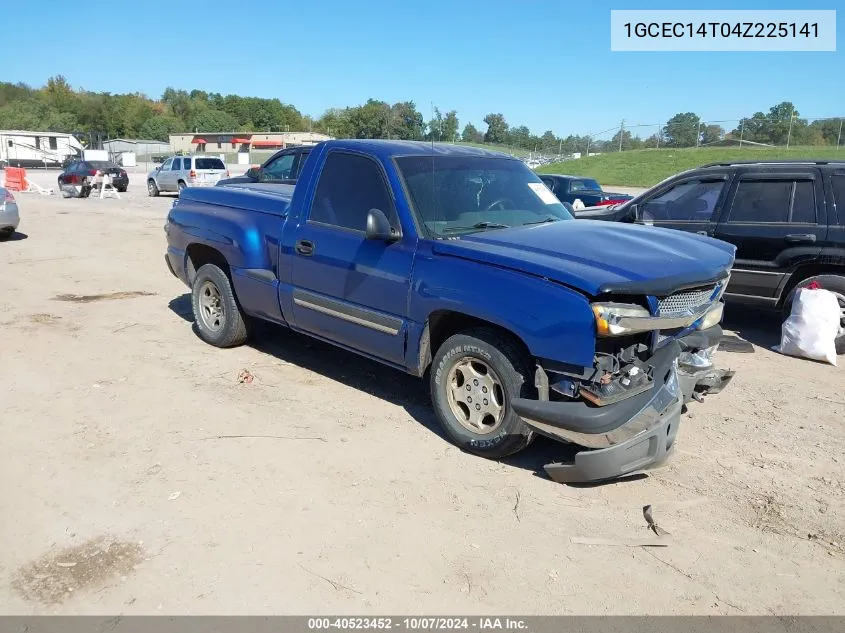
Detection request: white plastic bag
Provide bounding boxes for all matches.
[773,287,840,366]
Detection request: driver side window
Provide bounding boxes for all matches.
[640,179,724,222]
[161,158,173,171]
[262,153,295,181]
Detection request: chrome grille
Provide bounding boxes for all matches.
[657,285,717,316]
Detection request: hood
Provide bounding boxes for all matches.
[431,219,735,297]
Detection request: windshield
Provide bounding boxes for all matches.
[395,156,573,237]
[89,161,117,169]
[196,158,226,170]
[569,178,601,192]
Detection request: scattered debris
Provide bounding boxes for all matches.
[198,434,327,442]
[718,335,755,354]
[52,291,155,303]
[512,490,521,523]
[237,369,254,384]
[570,536,669,547]
[297,563,361,594]
[168,491,181,501]
[643,504,670,537]
[112,323,140,334]
[11,536,144,605]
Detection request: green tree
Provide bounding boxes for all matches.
[808,118,843,145]
[0,100,46,129]
[188,108,238,132]
[461,123,483,143]
[508,125,531,149]
[139,115,186,140]
[700,124,725,145]
[664,112,701,147]
[388,101,425,140]
[483,113,508,144]
[441,110,459,142]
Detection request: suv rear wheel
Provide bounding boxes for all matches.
[429,328,536,458]
[784,274,845,355]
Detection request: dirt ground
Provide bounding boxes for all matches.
[1,169,844,615]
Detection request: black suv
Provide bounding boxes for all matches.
[578,160,845,352]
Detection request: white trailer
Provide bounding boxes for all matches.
[0,130,84,169]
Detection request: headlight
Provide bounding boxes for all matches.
[591,302,652,336]
[697,302,724,330]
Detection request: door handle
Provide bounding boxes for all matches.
[295,239,314,256]
[784,233,816,243]
[696,231,709,236]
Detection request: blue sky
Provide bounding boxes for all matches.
[4,0,843,137]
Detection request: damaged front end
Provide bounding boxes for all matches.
[511,279,735,484]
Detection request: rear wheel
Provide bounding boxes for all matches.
[190,263,248,348]
[177,180,187,191]
[429,328,535,458]
[783,274,845,355]
[147,179,159,197]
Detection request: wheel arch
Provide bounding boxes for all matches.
[777,260,845,307]
[416,310,532,377]
[185,243,230,285]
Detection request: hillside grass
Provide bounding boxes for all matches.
[536,146,845,188]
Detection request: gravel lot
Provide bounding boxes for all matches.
[1,169,844,615]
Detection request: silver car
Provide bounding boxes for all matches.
[0,186,20,239]
[147,155,229,196]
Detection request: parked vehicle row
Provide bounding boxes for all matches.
[569,160,845,353]
[164,140,735,484]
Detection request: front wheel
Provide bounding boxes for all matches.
[430,328,535,458]
[784,274,845,355]
[190,264,248,348]
[147,179,159,197]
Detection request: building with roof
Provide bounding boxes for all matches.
[168,131,333,154]
[102,138,171,156]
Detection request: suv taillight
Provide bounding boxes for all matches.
[189,169,197,178]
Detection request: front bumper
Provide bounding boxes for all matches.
[511,327,734,484]
[513,342,683,483]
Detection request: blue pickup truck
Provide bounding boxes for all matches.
[164,140,736,483]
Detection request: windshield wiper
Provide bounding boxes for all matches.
[522,216,560,226]
[443,221,511,233]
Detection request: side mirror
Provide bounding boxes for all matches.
[155,166,161,171]
[365,208,400,242]
[630,203,651,224]
[246,167,259,179]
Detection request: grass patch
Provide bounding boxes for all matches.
[537,146,845,188]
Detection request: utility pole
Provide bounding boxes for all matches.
[837,118,843,150]
[618,119,625,152]
[696,121,702,147]
[558,137,562,156]
[786,109,796,148]
[655,127,660,150]
[739,120,745,148]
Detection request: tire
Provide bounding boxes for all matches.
[177,180,187,191]
[147,179,159,197]
[117,186,127,193]
[430,328,536,458]
[783,274,845,355]
[190,263,248,348]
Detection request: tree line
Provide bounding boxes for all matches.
[0,77,841,154]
